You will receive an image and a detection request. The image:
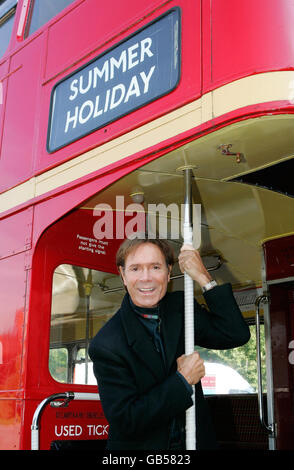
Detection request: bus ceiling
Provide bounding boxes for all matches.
[67,116,293,293]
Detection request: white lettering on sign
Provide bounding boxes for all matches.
[76,234,108,255]
[64,66,155,133]
[68,37,153,101]
[55,425,83,437]
[54,424,109,437]
[87,424,109,436]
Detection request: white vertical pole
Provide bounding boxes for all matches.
[183,168,196,450]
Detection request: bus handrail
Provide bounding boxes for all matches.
[255,295,275,436]
[31,391,100,450]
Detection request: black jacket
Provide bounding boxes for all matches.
[89,284,250,450]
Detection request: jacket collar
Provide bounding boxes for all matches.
[119,292,182,380]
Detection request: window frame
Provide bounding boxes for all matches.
[0,0,17,22]
[198,320,265,396]
[0,0,17,58]
[49,261,123,386]
[24,0,78,39]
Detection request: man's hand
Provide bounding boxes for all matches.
[178,244,212,288]
[176,351,205,385]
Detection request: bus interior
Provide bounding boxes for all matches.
[42,114,294,449]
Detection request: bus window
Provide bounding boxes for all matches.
[198,323,266,395]
[49,263,262,392]
[26,0,76,37]
[49,347,68,383]
[73,346,97,385]
[49,263,123,385]
[0,0,17,58]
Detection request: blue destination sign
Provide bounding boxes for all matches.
[47,9,181,152]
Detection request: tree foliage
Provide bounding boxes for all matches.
[196,324,266,393]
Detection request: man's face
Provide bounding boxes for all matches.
[119,243,171,308]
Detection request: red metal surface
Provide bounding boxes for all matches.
[264,235,294,281]
[263,237,294,449]
[1,0,294,193]
[203,0,294,91]
[0,254,27,449]
[268,282,294,449]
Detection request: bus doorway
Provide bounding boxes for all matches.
[36,201,268,450]
[264,235,294,449]
[26,126,294,449]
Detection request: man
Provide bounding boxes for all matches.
[89,238,250,450]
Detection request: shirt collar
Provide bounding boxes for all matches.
[129,297,160,321]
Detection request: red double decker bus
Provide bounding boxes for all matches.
[0,0,294,450]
